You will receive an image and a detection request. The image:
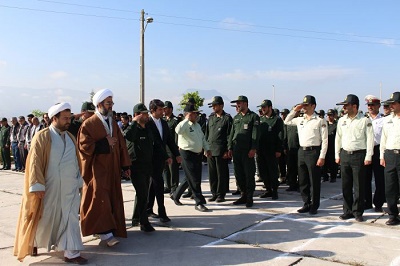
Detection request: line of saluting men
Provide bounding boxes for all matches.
[5,88,400,264]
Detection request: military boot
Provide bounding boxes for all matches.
[246,193,254,208]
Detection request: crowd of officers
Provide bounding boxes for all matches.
[2,91,400,235]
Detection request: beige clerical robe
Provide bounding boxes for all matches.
[13,128,81,261]
[78,114,130,237]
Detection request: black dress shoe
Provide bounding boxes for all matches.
[160,216,171,223]
[246,198,253,208]
[355,216,364,222]
[170,194,183,206]
[232,197,247,205]
[385,217,400,226]
[309,209,318,215]
[339,213,354,220]
[374,206,383,212]
[147,211,159,218]
[297,205,310,213]
[208,195,217,202]
[64,256,88,264]
[140,223,155,232]
[131,219,139,227]
[182,193,192,198]
[231,190,241,195]
[195,204,209,212]
[215,197,225,202]
[163,187,171,194]
[259,191,272,198]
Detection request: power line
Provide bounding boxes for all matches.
[1,4,398,46]
[32,0,400,41]
[36,0,140,14]
[0,4,137,20]
[154,20,399,46]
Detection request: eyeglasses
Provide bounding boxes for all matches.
[103,101,114,106]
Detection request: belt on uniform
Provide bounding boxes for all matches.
[301,146,320,151]
[342,149,366,155]
[386,149,400,154]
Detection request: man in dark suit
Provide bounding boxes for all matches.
[146,99,181,223]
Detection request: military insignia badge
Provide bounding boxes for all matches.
[303,97,307,103]
[367,123,372,127]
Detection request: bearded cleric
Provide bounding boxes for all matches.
[14,102,87,263]
[78,88,131,246]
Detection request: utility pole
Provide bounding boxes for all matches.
[139,9,145,103]
[139,9,153,104]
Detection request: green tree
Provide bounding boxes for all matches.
[31,109,45,118]
[178,91,204,111]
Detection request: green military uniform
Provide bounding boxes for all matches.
[68,117,83,138]
[206,108,232,200]
[68,102,95,138]
[257,102,283,199]
[228,96,260,204]
[0,121,11,169]
[163,112,181,193]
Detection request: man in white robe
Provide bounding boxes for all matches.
[14,102,87,264]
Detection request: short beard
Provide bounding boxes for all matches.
[99,107,112,117]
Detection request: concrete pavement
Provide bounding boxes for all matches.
[1,165,400,266]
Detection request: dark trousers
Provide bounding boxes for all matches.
[131,165,151,225]
[286,148,299,188]
[163,154,180,193]
[207,155,229,198]
[257,151,279,191]
[11,142,21,170]
[340,150,366,217]
[233,148,256,196]
[384,150,400,218]
[278,152,287,177]
[298,148,321,210]
[365,145,385,208]
[1,146,11,169]
[325,150,338,180]
[18,142,27,169]
[174,150,206,205]
[147,160,167,217]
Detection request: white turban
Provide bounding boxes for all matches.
[93,88,113,107]
[48,102,71,119]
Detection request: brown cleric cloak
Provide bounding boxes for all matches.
[78,114,130,237]
[13,128,81,261]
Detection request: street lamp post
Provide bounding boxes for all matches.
[139,9,153,104]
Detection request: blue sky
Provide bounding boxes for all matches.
[0,0,399,117]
